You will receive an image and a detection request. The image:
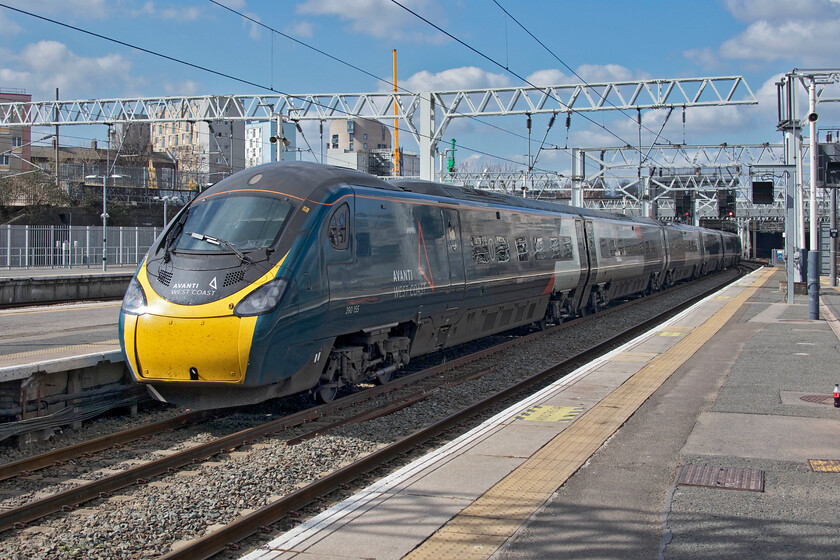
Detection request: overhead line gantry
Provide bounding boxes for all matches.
[0,76,757,180]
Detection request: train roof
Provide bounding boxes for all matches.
[389,178,661,225]
[198,161,402,203]
[204,162,673,229]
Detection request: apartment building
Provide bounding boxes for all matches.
[150,97,245,188]
[0,89,32,177]
[245,120,297,168]
[325,118,418,177]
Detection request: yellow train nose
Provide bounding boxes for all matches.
[134,314,253,382]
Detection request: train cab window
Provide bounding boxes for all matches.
[328,204,350,250]
[515,236,529,261]
[471,235,491,264]
[533,237,547,260]
[172,194,293,253]
[496,235,511,263]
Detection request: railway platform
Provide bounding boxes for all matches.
[240,267,840,560]
[0,265,134,306]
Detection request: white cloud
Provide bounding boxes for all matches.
[575,64,640,83]
[527,65,647,87]
[683,47,726,71]
[242,11,263,40]
[0,41,138,100]
[526,69,568,86]
[724,0,837,22]
[286,21,314,38]
[395,66,511,92]
[163,80,200,96]
[297,0,448,43]
[720,18,840,64]
[688,0,840,66]
[0,10,22,36]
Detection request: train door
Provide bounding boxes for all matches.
[571,218,596,314]
[442,207,465,305]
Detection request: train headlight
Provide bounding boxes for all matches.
[234,278,289,317]
[122,277,148,315]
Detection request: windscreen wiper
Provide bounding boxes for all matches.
[186,231,253,265]
[161,216,186,262]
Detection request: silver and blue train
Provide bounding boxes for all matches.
[119,162,740,409]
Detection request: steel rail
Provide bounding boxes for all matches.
[0,336,533,532]
[0,266,751,537]
[0,410,215,482]
[159,266,754,560]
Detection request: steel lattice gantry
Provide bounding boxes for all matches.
[445,143,788,221]
[0,76,757,180]
[575,143,787,218]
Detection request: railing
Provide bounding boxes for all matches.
[1,225,160,269]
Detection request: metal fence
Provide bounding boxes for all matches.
[1,225,161,269]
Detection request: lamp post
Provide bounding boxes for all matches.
[153,195,178,226]
[85,173,122,271]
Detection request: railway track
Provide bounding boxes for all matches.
[0,265,755,559]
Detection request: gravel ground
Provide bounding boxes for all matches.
[0,271,739,559]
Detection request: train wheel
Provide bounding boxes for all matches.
[314,381,338,404]
[374,369,392,385]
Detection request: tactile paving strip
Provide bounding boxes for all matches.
[404,267,775,560]
[809,459,840,472]
[514,405,584,422]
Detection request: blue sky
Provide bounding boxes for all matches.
[1,0,838,174]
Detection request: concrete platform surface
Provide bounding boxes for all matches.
[230,267,840,560]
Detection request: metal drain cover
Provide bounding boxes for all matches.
[676,464,764,492]
[800,394,834,405]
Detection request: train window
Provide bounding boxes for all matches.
[560,236,574,260]
[328,204,350,250]
[548,237,561,260]
[515,236,529,261]
[533,237,547,260]
[471,235,491,264]
[448,222,457,252]
[496,236,511,263]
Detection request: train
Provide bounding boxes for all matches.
[119,162,740,409]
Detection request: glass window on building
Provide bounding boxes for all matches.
[347,120,355,133]
[12,137,22,147]
[0,155,9,166]
[364,143,368,150]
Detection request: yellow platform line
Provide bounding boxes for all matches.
[404,268,774,560]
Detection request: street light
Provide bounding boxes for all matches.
[153,195,178,226]
[85,173,123,271]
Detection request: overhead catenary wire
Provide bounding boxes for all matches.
[207,0,555,157]
[490,0,676,147]
[387,0,664,167]
[0,3,551,174]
